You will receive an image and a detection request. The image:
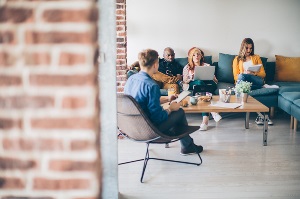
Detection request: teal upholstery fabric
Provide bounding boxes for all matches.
[279,85,300,94]
[216,53,236,84]
[250,88,278,97]
[279,92,300,114]
[175,56,212,68]
[260,57,268,70]
[291,99,300,121]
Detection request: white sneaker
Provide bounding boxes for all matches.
[263,84,279,88]
[255,115,273,125]
[211,112,222,122]
[200,123,208,131]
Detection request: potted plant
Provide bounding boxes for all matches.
[234,81,252,103]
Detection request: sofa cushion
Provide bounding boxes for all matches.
[278,85,300,94]
[216,53,236,84]
[249,88,279,97]
[280,92,300,102]
[175,56,212,68]
[275,55,300,82]
[260,57,268,70]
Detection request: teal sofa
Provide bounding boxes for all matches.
[171,53,300,118]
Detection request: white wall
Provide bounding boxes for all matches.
[127,0,300,64]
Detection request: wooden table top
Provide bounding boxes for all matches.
[163,95,269,113]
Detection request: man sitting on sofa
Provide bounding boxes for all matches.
[126,47,183,94]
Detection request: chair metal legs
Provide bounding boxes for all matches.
[119,142,202,183]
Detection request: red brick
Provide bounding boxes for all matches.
[43,9,98,22]
[116,16,124,20]
[0,118,22,129]
[117,87,124,92]
[117,49,125,54]
[0,31,15,44]
[49,160,96,171]
[0,75,22,86]
[0,177,25,189]
[0,157,36,170]
[0,51,16,67]
[116,0,125,3]
[116,10,125,15]
[116,4,124,9]
[25,31,96,44]
[31,117,95,129]
[116,26,124,31]
[116,21,126,26]
[3,138,64,151]
[0,7,33,23]
[116,76,126,81]
[24,52,51,65]
[0,96,54,109]
[59,53,86,65]
[117,43,126,48]
[62,96,87,109]
[117,38,124,42]
[33,178,90,190]
[29,74,95,86]
[116,59,125,65]
[70,140,94,150]
[117,55,126,59]
[117,32,126,37]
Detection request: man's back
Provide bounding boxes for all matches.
[124,72,167,125]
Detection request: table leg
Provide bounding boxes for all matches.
[245,112,250,129]
[263,113,269,146]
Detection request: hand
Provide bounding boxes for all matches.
[169,101,180,111]
[176,74,183,81]
[213,76,218,84]
[245,70,255,75]
[168,94,178,102]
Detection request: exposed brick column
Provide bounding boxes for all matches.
[116,0,127,92]
[0,1,100,198]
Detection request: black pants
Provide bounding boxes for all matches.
[157,108,194,149]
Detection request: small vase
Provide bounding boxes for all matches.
[242,93,249,103]
[235,92,242,103]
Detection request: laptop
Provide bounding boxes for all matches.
[193,66,215,81]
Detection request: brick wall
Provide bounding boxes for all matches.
[116,0,127,93]
[0,1,100,198]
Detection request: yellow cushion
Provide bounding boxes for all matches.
[275,55,300,82]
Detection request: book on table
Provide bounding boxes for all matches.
[174,91,191,103]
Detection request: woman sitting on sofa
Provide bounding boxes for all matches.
[182,47,222,131]
[232,38,273,125]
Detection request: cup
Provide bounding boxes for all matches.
[168,88,176,96]
[190,96,198,105]
[219,89,231,103]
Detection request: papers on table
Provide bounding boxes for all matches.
[209,101,242,109]
[245,64,262,72]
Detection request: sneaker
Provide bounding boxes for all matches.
[263,84,279,88]
[180,144,203,155]
[200,123,208,131]
[255,116,273,125]
[211,112,222,122]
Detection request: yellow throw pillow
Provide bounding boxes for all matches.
[275,55,300,82]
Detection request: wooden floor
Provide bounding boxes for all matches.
[118,111,300,199]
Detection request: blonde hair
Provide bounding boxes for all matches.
[237,38,255,61]
[138,49,159,68]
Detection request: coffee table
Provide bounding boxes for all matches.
[168,95,270,146]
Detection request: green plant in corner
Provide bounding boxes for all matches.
[235,80,252,93]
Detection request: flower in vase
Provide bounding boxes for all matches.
[235,80,252,93]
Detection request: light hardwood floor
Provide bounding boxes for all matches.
[118,112,300,199]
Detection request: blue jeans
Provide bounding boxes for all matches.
[237,74,264,90]
[157,108,195,149]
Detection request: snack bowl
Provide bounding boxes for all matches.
[196,92,212,102]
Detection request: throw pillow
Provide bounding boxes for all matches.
[217,53,236,83]
[275,55,300,82]
[175,56,212,68]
